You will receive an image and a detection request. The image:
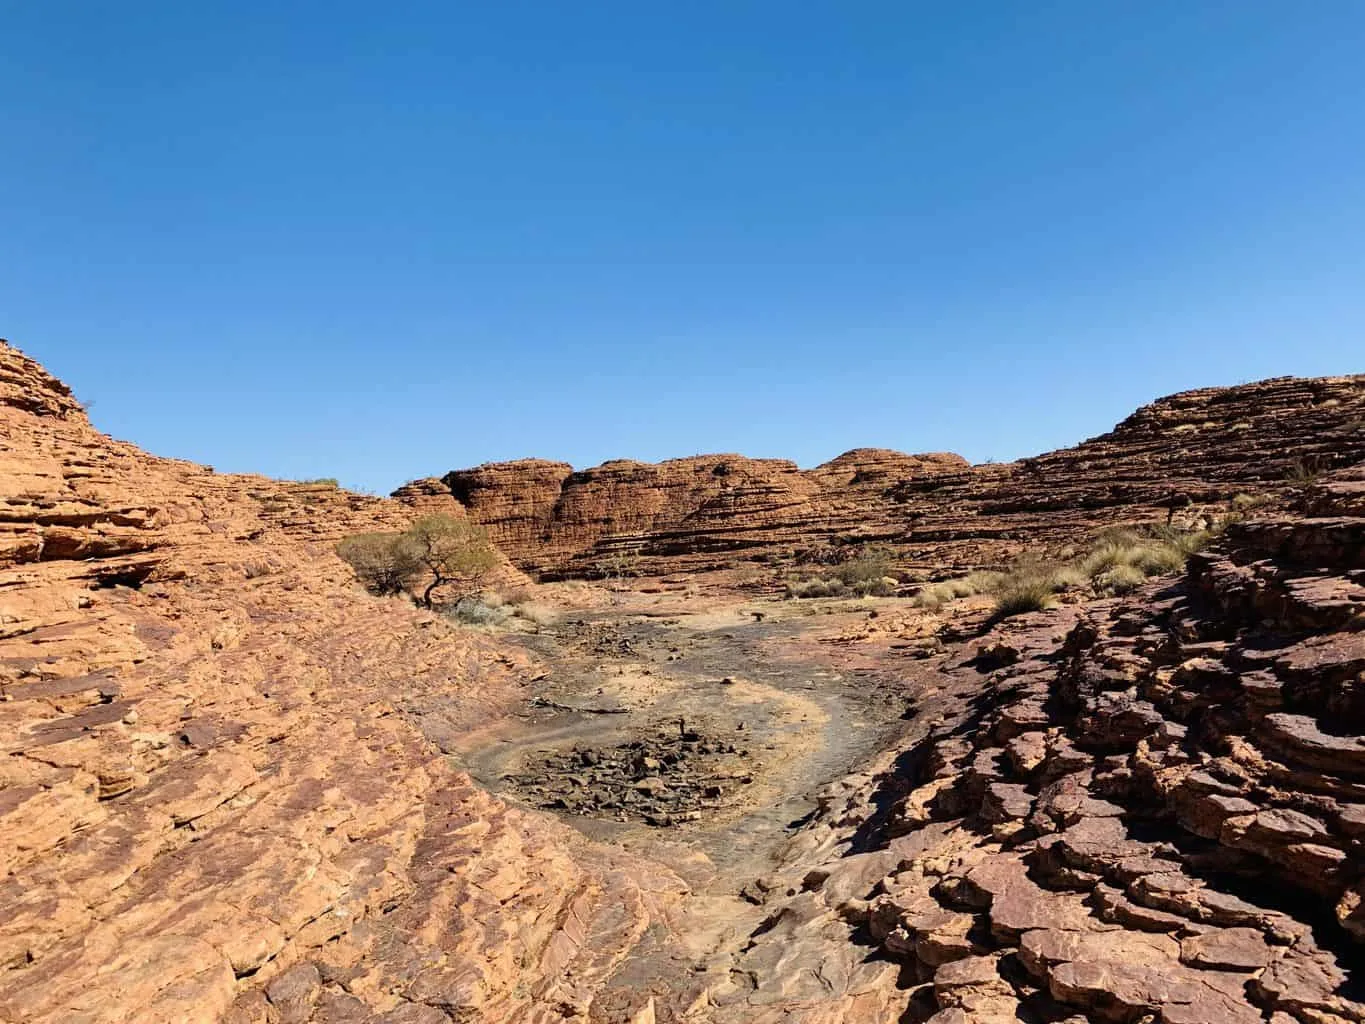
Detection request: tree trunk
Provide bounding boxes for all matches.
[422,574,446,609]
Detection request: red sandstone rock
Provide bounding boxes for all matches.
[0,342,676,1024]
[5,338,1365,1024]
[407,375,1365,581]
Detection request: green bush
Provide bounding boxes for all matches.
[849,577,895,597]
[1230,492,1270,511]
[336,532,421,596]
[337,514,499,608]
[1080,529,1201,582]
[913,521,1217,615]
[913,571,1003,609]
[444,597,511,626]
[785,548,897,599]
[1285,458,1324,485]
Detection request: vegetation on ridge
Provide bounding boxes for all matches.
[785,546,896,599]
[337,513,498,609]
[914,515,1252,619]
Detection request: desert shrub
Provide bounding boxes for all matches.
[1080,527,1198,582]
[1153,523,1215,554]
[912,571,1004,609]
[914,522,1211,615]
[786,574,893,599]
[911,583,951,610]
[1078,541,1125,579]
[336,532,421,596]
[337,514,498,607]
[511,600,558,626]
[1230,492,1270,511]
[406,514,499,608]
[1094,564,1147,595]
[444,597,511,626]
[1049,565,1088,590]
[993,579,1057,618]
[915,565,1052,611]
[960,570,1004,593]
[296,477,339,487]
[785,551,897,599]
[834,547,894,586]
[1129,541,1190,575]
[792,544,841,567]
[1285,457,1324,485]
[785,577,848,599]
[849,577,896,597]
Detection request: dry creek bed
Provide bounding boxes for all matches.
[448,606,910,876]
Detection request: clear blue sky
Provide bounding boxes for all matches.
[3,3,1362,493]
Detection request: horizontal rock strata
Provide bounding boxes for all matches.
[7,336,1365,1024]
[411,377,1365,579]
[724,462,1365,1023]
[0,342,677,1024]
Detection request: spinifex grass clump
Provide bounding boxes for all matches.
[913,518,1235,619]
[912,571,1005,610]
[992,577,1058,616]
[784,546,897,599]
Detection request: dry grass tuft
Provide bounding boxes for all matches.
[912,517,1233,616]
[993,579,1057,617]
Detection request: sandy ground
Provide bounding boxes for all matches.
[446,588,928,892]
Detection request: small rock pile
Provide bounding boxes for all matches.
[510,721,755,826]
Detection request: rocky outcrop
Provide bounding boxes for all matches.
[0,341,675,1023]
[804,448,969,490]
[725,461,1365,1023]
[425,451,975,578]
[412,375,1365,579]
[7,335,1365,1024]
[441,454,835,577]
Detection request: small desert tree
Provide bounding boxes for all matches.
[336,532,421,596]
[405,514,499,609]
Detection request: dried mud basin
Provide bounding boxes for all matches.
[446,596,911,886]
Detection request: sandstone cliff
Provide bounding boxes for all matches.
[0,342,679,1023]
[412,376,1365,580]
[706,460,1365,1023]
[6,339,1365,1024]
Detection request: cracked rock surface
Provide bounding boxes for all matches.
[714,463,1365,1024]
[4,337,1365,1024]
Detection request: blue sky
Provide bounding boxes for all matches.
[3,3,1363,493]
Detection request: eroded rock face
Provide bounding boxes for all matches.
[722,463,1365,1024]
[7,336,1365,1024]
[413,376,1365,579]
[440,454,836,578]
[0,341,680,1023]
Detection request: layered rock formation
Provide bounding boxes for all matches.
[724,462,1365,1023]
[0,342,678,1023]
[6,336,1365,1024]
[412,376,1365,579]
[429,451,972,578]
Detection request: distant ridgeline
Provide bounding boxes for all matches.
[394,376,1365,579]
